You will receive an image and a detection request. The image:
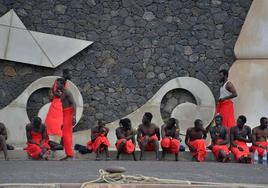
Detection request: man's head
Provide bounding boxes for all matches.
[97,120,105,127]
[142,112,153,125]
[32,116,42,128]
[219,69,228,83]
[63,69,71,81]
[260,117,268,129]
[167,118,178,128]
[56,78,65,90]
[215,115,223,126]
[194,119,203,131]
[119,118,132,130]
[237,115,247,128]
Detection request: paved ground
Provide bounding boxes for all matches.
[0,161,267,185]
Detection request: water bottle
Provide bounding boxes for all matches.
[262,149,267,165]
[253,149,259,164]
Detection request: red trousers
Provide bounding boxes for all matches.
[189,139,207,162]
[45,97,63,136]
[250,141,268,157]
[87,135,110,153]
[115,138,135,154]
[211,139,229,160]
[161,138,180,154]
[216,100,236,129]
[138,135,158,151]
[231,140,250,161]
[24,131,50,160]
[63,107,74,157]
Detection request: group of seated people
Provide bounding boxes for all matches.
[77,112,268,163]
[0,112,267,163]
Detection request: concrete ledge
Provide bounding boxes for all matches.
[0,149,244,162]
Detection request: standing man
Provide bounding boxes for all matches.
[217,69,237,129]
[161,118,181,161]
[230,115,252,163]
[209,115,230,162]
[115,118,136,160]
[87,120,110,161]
[24,117,50,160]
[58,78,76,160]
[0,123,8,160]
[137,112,160,161]
[185,119,207,162]
[251,117,268,159]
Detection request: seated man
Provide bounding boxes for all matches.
[137,112,160,160]
[24,117,50,160]
[251,117,268,159]
[185,119,207,162]
[87,120,110,160]
[209,115,230,162]
[161,118,181,161]
[230,115,252,163]
[0,122,8,160]
[115,118,136,160]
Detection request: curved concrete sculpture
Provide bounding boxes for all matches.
[73,77,215,148]
[0,76,83,145]
[230,0,268,127]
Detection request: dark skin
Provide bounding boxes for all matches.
[0,123,8,160]
[137,115,160,160]
[92,123,110,160]
[218,72,237,102]
[26,122,48,159]
[210,116,229,146]
[185,120,207,153]
[209,116,230,162]
[161,119,181,161]
[230,119,251,151]
[115,120,136,160]
[252,118,268,150]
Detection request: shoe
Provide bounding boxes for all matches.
[60,156,73,161]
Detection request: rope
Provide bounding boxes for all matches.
[81,169,191,188]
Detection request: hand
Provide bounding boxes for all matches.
[238,146,244,151]
[189,146,196,152]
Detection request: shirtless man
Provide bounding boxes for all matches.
[0,123,8,160]
[115,118,136,160]
[251,117,268,159]
[58,78,76,160]
[137,112,160,160]
[24,117,50,160]
[209,115,230,162]
[185,119,207,162]
[230,115,252,163]
[87,120,110,161]
[161,118,181,161]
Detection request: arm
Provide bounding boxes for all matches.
[91,127,98,141]
[246,126,252,143]
[39,125,46,147]
[251,128,258,147]
[202,128,207,139]
[136,126,142,144]
[209,127,217,143]
[161,125,166,139]
[220,81,238,101]
[0,123,8,140]
[156,127,160,141]
[230,127,237,147]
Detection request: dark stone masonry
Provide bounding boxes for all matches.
[0,0,252,130]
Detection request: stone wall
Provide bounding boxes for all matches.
[0,0,252,130]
